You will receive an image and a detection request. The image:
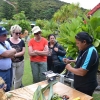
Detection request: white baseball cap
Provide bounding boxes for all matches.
[32,26,41,34]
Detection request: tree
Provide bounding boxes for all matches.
[17,0,32,19]
[2,2,15,19]
[53,3,87,23]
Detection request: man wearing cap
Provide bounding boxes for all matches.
[28,26,49,83]
[0,26,16,91]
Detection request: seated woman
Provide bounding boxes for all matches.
[47,34,66,73]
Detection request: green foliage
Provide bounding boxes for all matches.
[36,19,58,39]
[89,17,100,54]
[57,17,84,58]
[92,9,100,17]
[41,30,53,39]
[18,20,31,33]
[1,2,15,20]
[53,3,87,23]
[22,43,32,86]
[17,0,32,19]
[36,19,47,28]
[1,12,31,34]
[13,11,26,20]
[0,0,66,20]
[33,81,58,100]
[30,34,34,39]
[12,11,31,33]
[31,0,65,20]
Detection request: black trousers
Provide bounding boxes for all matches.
[53,64,66,74]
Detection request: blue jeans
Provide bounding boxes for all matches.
[0,68,12,92]
[31,62,47,83]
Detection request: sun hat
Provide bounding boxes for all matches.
[0,26,8,36]
[32,26,41,34]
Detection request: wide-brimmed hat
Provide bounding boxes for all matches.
[0,26,8,36]
[32,26,41,34]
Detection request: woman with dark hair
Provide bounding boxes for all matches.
[63,32,99,96]
[47,34,66,73]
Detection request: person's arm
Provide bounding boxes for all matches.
[35,45,49,56]
[63,58,76,64]
[0,55,4,59]
[28,45,49,56]
[28,46,38,56]
[65,64,88,76]
[1,48,16,58]
[54,44,66,56]
[14,40,25,57]
[14,47,25,57]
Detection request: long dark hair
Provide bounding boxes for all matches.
[48,34,56,40]
[75,32,93,44]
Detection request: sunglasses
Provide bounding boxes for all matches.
[34,32,41,35]
[15,32,21,35]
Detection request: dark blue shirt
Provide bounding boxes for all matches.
[74,44,99,91]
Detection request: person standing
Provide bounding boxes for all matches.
[63,32,99,96]
[28,26,48,83]
[0,26,16,91]
[47,34,66,73]
[7,25,25,89]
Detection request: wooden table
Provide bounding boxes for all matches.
[7,80,93,100]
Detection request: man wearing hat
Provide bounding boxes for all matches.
[28,26,49,83]
[0,26,16,91]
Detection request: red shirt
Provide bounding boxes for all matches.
[28,37,48,62]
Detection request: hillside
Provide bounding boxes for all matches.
[0,0,66,20]
[0,0,87,21]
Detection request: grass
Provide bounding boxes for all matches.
[22,43,33,86]
[93,94,100,100]
[22,43,100,100]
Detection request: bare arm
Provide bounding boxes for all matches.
[14,47,25,57]
[28,46,38,56]
[0,48,16,58]
[28,45,49,56]
[63,58,76,64]
[65,64,88,76]
[0,55,4,59]
[35,45,49,56]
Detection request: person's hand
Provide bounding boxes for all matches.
[34,50,38,54]
[63,58,70,64]
[12,48,17,54]
[54,47,58,52]
[43,45,48,51]
[0,55,4,59]
[3,84,7,90]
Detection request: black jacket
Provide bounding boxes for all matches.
[47,42,66,67]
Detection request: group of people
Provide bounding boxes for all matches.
[0,25,25,91]
[0,25,99,96]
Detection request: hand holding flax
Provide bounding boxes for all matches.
[63,58,76,64]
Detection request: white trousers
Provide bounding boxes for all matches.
[12,60,24,89]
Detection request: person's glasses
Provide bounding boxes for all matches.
[34,32,40,35]
[15,32,21,35]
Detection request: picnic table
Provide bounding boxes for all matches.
[7,80,93,100]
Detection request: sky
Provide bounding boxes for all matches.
[60,0,100,9]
